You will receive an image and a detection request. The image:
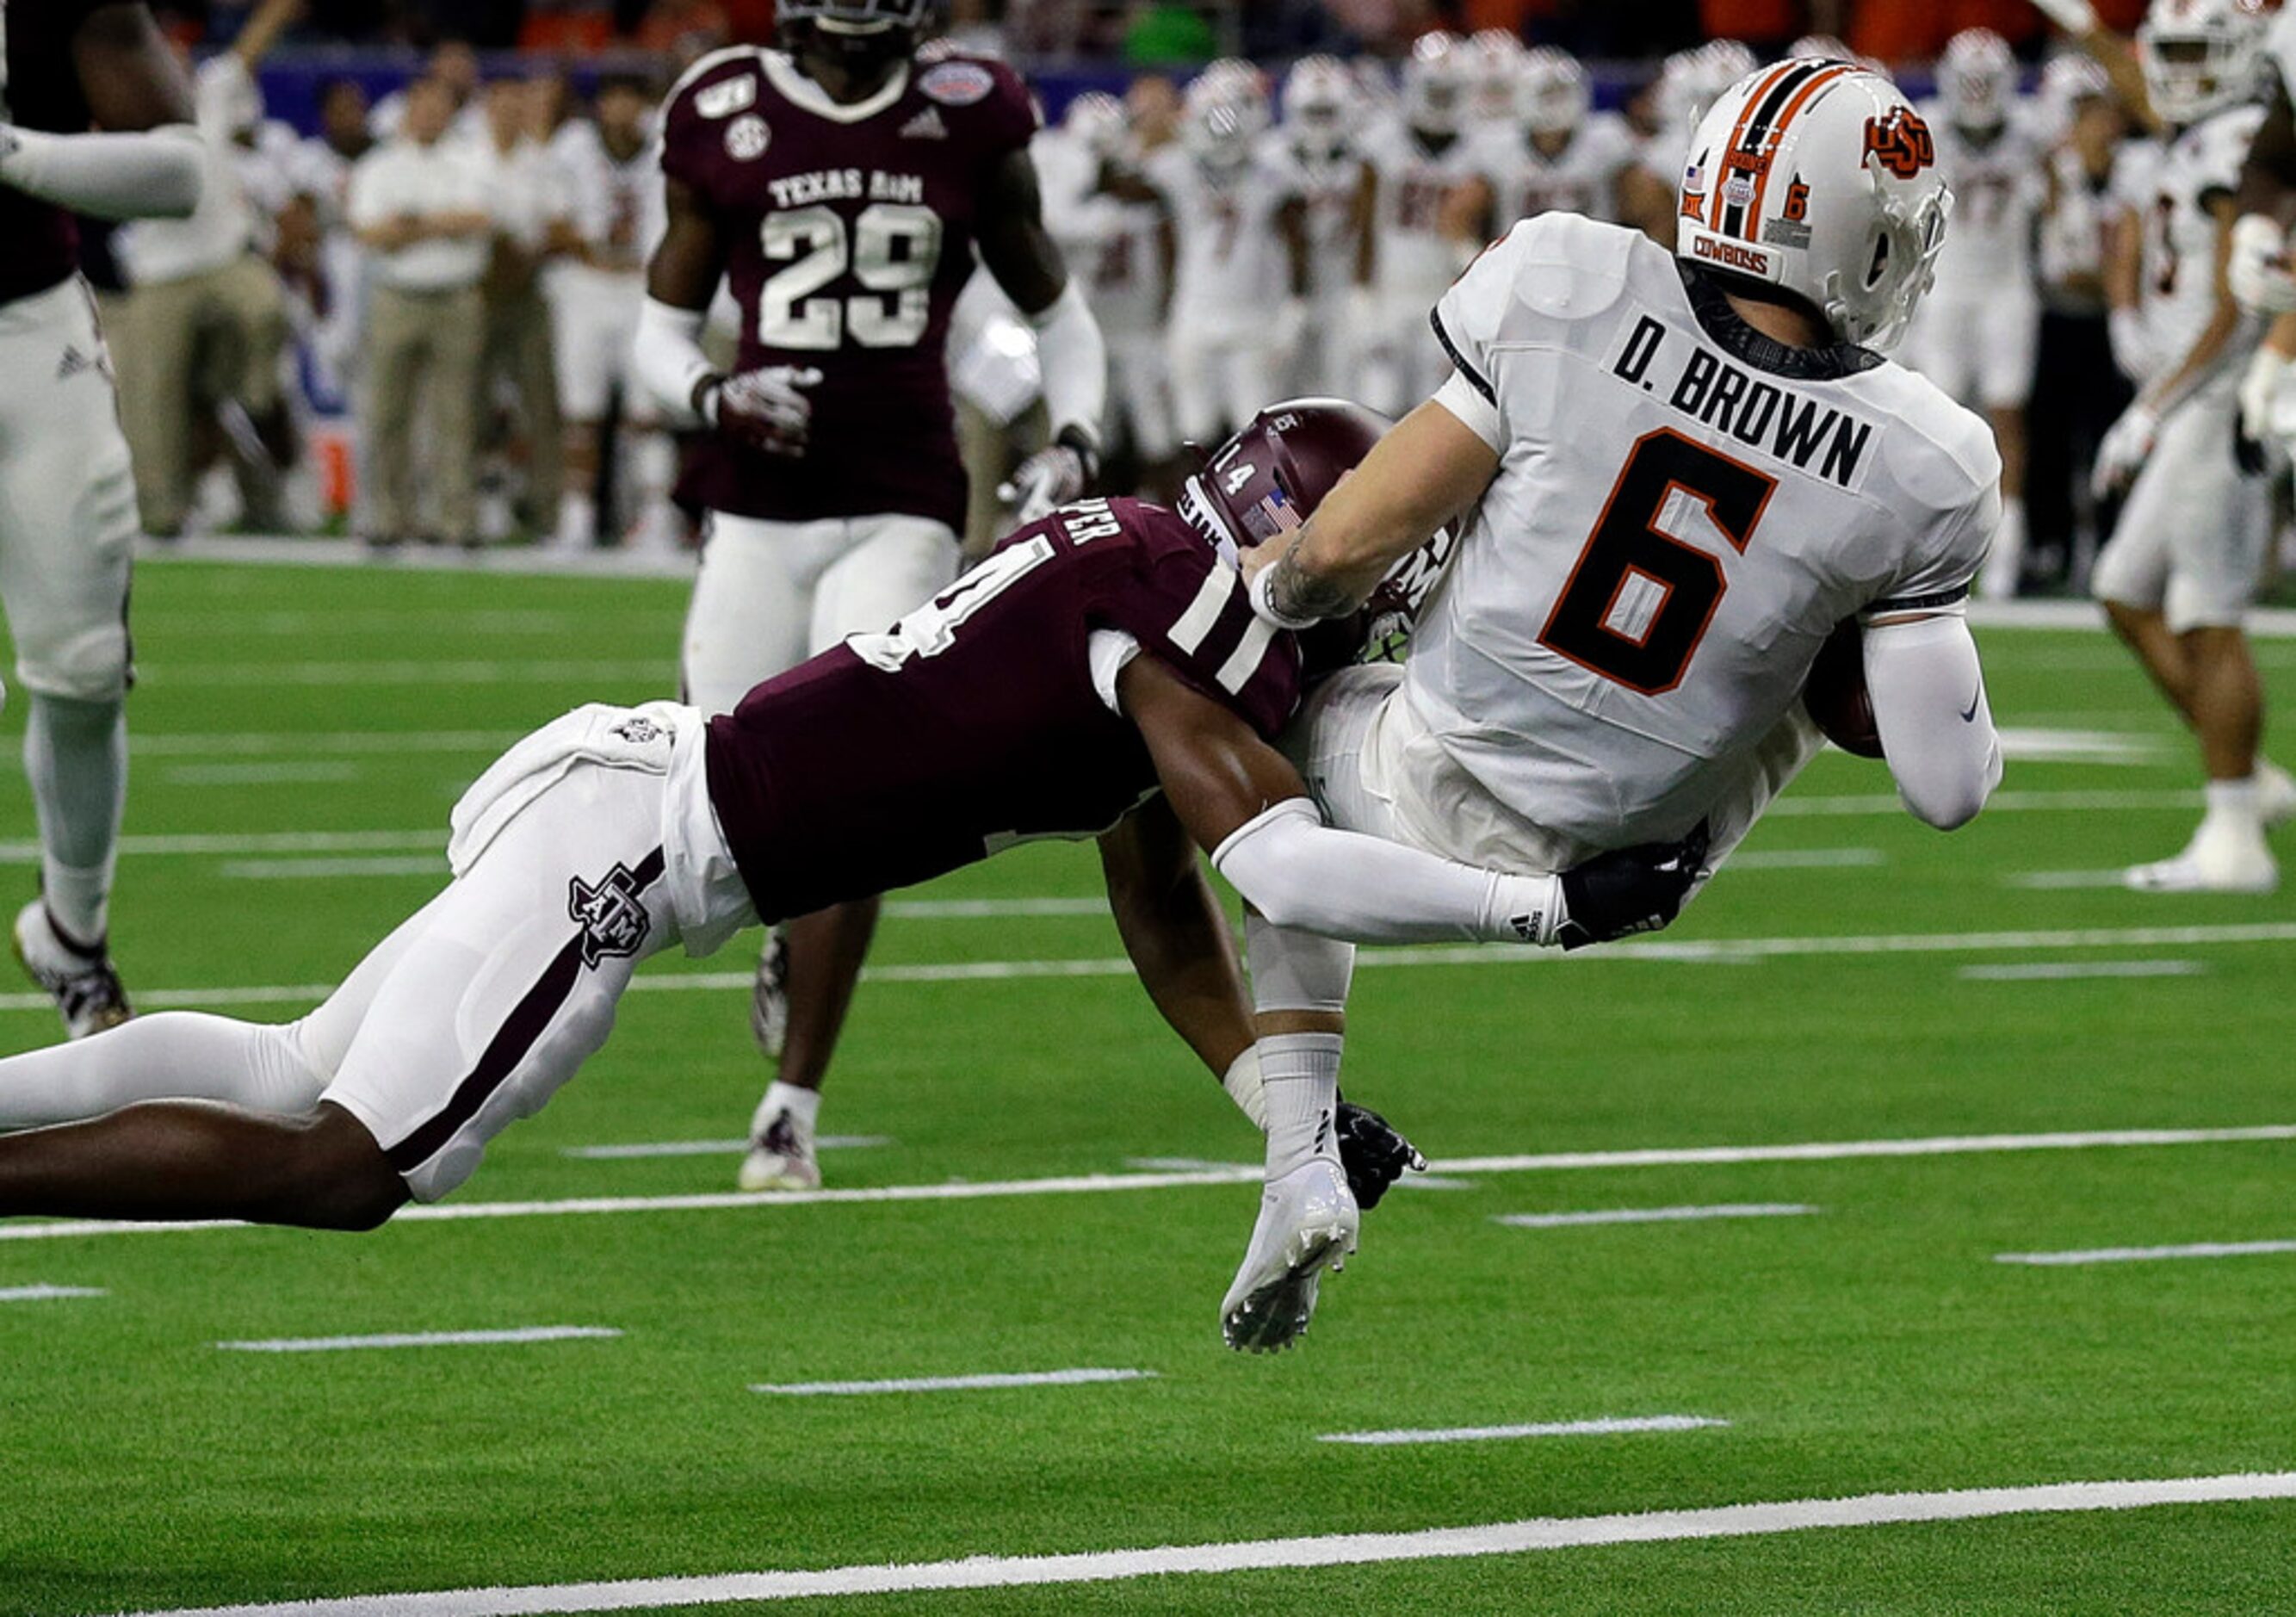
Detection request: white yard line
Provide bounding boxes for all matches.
[9,920,2293,1019]
[163,762,364,786]
[130,731,519,758]
[8,1124,2294,1242]
[0,1284,105,1302]
[215,1327,623,1353]
[1959,961,2206,982]
[1723,848,1884,870]
[2007,870,2140,889]
[561,1137,889,1160]
[1993,729,2168,765]
[1767,788,2200,817]
[103,1471,2296,1616]
[1493,1204,1818,1230]
[752,1368,1154,1397]
[222,857,445,880]
[158,660,670,687]
[139,533,698,578]
[0,829,440,864]
[883,897,1111,918]
[1319,1416,1728,1446]
[1996,1240,2296,1267]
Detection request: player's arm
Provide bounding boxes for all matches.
[2232,85,2296,314]
[1241,398,1498,627]
[2099,195,2247,491]
[1119,653,1705,949]
[1352,161,1377,287]
[980,147,1110,520]
[1097,796,1253,1084]
[1862,609,2002,831]
[1616,160,1677,247]
[0,3,201,220]
[2027,1,2161,133]
[1440,175,1495,263]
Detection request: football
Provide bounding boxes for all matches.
[1803,616,1885,759]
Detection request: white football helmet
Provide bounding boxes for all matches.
[1940,29,2016,132]
[1677,62,1952,351]
[2039,52,2113,138]
[1284,53,1357,160]
[1654,40,1760,143]
[2138,0,2268,127]
[1182,59,1270,167]
[1518,46,1591,139]
[1062,90,1129,164]
[1787,34,1891,79]
[1402,32,1471,135]
[1470,28,1528,125]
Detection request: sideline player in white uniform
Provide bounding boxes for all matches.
[1144,62,1309,442]
[1359,34,1488,414]
[1449,46,1643,252]
[1054,91,1178,488]
[2091,0,2286,893]
[1621,40,1756,246]
[549,74,672,551]
[1902,30,2046,599]
[1222,61,2005,1349]
[1279,55,1371,400]
[0,1,204,1038]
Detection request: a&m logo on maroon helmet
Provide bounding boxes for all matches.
[1862,107,1935,180]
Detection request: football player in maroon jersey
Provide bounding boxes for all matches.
[0,402,1704,1352]
[0,3,204,1039]
[633,0,1112,1195]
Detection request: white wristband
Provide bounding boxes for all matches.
[1247,561,1325,631]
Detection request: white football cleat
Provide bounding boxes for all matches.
[2124,821,2279,895]
[748,928,789,1063]
[1221,1159,1358,1354]
[737,1105,821,1193]
[13,901,132,1041]
[2259,763,2296,831]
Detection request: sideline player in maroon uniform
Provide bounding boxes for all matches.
[0,2,203,1038]
[634,0,1111,1195]
[0,403,1703,1349]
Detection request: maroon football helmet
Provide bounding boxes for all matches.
[1191,398,1390,549]
[779,0,942,80]
[1183,398,1455,673]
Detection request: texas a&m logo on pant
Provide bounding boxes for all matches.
[568,862,656,968]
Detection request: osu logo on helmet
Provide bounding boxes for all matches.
[1863,107,1935,180]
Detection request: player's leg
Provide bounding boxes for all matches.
[116,276,199,540]
[517,290,566,537]
[428,288,486,548]
[214,255,296,531]
[0,281,143,1037]
[362,288,425,545]
[731,517,962,1192]
[2107,401,2278,890]
[1977,295,2039,600]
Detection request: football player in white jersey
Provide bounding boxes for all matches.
[1448,46,1643,255]
[1279,55,1371,399]
[1053,91,1178,490]
[2090,0,2290,892]
[549,74,674,551]
[1144,62,1309,442]
[1902,31,2047,599]
[1222,61,2003,1349]
[1358,34,1488,415]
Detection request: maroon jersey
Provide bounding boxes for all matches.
[662,46,1037,534]
[705,498,1301,923]
[1,0,109,307]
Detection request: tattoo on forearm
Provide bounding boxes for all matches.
[1266,544,1358,625]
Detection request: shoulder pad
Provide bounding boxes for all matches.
[1492,212,1641,323]
[1873,368,2002,513]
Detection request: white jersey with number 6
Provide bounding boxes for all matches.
[1382,214,1998,872]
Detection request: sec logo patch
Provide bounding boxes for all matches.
[919,60,995,107]
[725,115,771,162]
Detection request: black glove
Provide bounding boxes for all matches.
[1555,819,1711,951]
[1335,1098,1426,1211]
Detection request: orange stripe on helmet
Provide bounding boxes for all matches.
[1710,61,1801,232]
[1741,64,1860,242]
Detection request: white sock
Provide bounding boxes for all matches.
[24,694,126,946]
[0,1012,323,1130]
[756,1080,821,1139]
[1258,1032,1342,1179]
[2203,775,2261,832]
[556,492,596,550]
[1222,1047,1268,1129]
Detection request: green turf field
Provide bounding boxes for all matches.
[3,557,2295,1616]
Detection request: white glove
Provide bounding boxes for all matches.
[2239,345,2288,443]
[708,365,821,459]
[2028,0,2100,34]
[2229,214,2296,316]
[2093,400,2161,499]
[998,430,1099,529]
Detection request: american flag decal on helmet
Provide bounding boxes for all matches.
[1252,490,1305,539]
